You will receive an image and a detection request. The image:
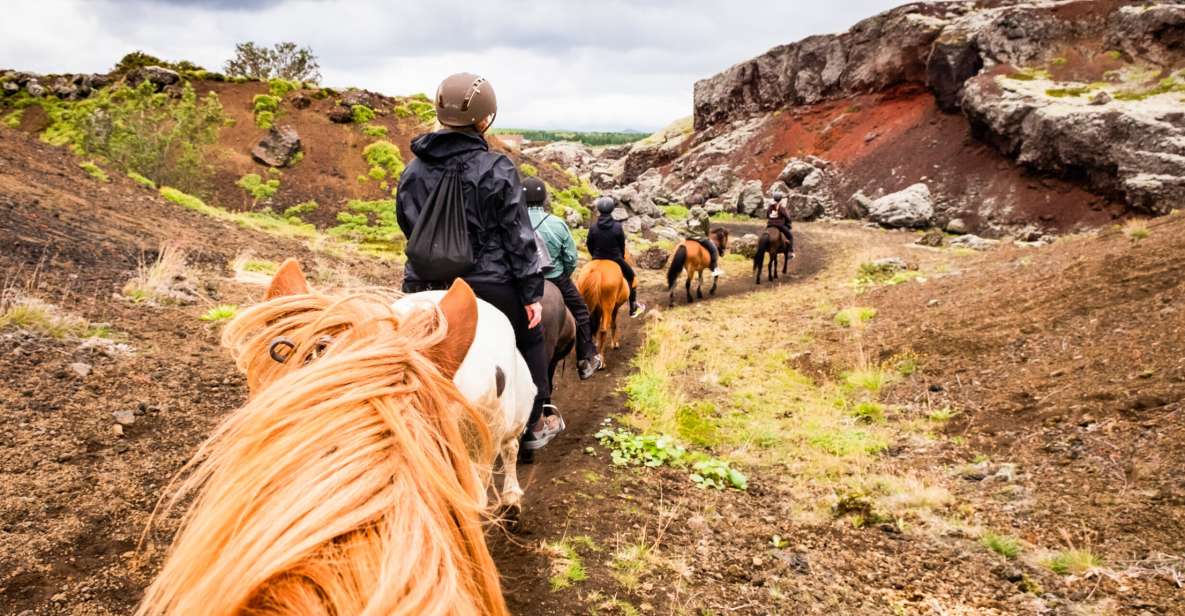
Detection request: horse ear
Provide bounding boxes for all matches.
[265,258,310,299]
[426,279,478,378]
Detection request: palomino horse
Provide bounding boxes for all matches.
[137,260,530,616]
[665,228,729,306]
[576,252,636,364]
[753,226,792,285]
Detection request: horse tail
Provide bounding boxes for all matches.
[754,232,769,274]
[666,244,688,290]
[580,267,604,335]
[138,293,508,616]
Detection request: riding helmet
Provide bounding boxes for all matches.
[594,196,616,214]
[522,176,547,205]
[435,72,497,128]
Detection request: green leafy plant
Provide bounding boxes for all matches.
[594,427,747,490]
[200,304,238,322]
[329,198,404,256]
[236,173,280,204]
[690,457,748,490]
[127,170,156,189]
[79,161,109,182]
[361,124,387,137]
[834,307,876,328]
[662,204,689,219]
[283,200,317,220]
[3,109,22,128]
[520,162,538,177]
[361,140,405,182]
[351,104,375,124]
[542,536,597,591]
[267,78,301,98]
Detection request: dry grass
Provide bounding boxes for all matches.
[0,292,105,339]
[122,243,189,303]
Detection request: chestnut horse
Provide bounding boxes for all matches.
[665,228,729,306]
[576,251,636,364]
[137,260,529,616]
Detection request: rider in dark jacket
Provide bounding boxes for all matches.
[586,196,644,317]
[395,73,556,463]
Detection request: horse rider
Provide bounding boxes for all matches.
[683,205,724,277]
[395,72,560,463]
[766,191,795,256]
[586,196,646,318]
[523,176,604,380]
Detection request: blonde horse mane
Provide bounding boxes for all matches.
[137,282,509,616]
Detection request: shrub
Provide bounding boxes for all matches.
[3,109,21,128]
[851,401,885,424]
[38,80,225,194]
[406,99,436,124]
[283,200,317,220]
[520,162,538,177]
[361,124,387,137]
[255,111,275,129]
[79,161,109,182]
[224,41,321,83]
[351,104,375,124]
[362,140,405,182]
[268,78,301,98]
[329,199,404,255]
[253,94,281,114]
[236,173,280,203]
[127,171,157,189]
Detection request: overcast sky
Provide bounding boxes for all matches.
[2,0,905,131]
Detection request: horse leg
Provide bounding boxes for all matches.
[696,270,704,299]
[499,434,524,520]
[685,274,693,303]
[709,270,718,296]
[611,304,622,349]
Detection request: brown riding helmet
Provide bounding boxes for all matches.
[435,72,498,128]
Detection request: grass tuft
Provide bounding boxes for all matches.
[981,532,1021,559]
[199,304,238,322]
[834,307,876,328]
[79,161,110,182]
[1044,549,1101,575]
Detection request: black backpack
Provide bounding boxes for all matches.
[405,163,474,281]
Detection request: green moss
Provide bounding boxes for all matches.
[520,162,538,177]
[328,198,404,256]
[361,124,387,137]
[1046,85,1091,97]
[289,150,303,166]
[1104,50,1123,61]
[255,110,275,129]
[3,109,22,128]
[362,140,405,183]
[267,78,301,98]
[351,104,375,124]
[236,173,280,202]
[127,171,156,189]
[1005,67,1051,81]
[392,104,413,119]
[283,200,317,220]
[1049,57,1068,66]
[1113,76,1185,101]
[79,161,110,182]
[662,204,689,219]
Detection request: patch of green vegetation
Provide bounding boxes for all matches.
[0,295,109,339]
[252,94,281,129]
[283,200,317,220]
[893,353,919,376]
[1046,85,1092,97]
[199,304,238,322]
[3,109,22,128]
[843,367,895,396]
[489,127,647,146]
[981,532,1021,559]
[127,171,156,189]
[594,427,747,490]
[361,123,387,137]
[254,110,275,129]
[855,261,919,288]
[662,204,689,219]
[851,401,885,424]
[543,536,597,591]
[1044,549,1100,575]
[236,173,280,203]
[31,80,225,194]
[328,198,404,257]
[927,407,959,422]
[807,427,888,457]
[160,186,318,241]
[351,104,375,124]
[1104,50,1123,61]
[288,150,303,166]
[1126,224,1150,240]
[267,78,301,98]
[1049,57,1068,66]
[1113,76,1185,101]
[361,140,405,183]
[834,307,876,328]
[710,211,751,222]
[79,161,109,182]
[549,178,596,220]
[240,259,278,274]
[520,162,538,177]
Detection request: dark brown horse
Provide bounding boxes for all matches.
[540,280,576,391]
[753,226,792,284]
[665,228,729,306]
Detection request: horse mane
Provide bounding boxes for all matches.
[137,290,508,616]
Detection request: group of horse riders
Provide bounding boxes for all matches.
[395,72,794,464]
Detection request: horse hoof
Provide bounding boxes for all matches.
[498,503,523,531]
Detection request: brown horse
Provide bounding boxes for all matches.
[541,280,576,391]
[665,228,729,306]
[753,226,792,285]
[576,252,635,363]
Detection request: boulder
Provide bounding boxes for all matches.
[126,66,181,91]
[778,158,817,187]
[600,144,632,160]
[867,183,934,228]
[800,169,824,192]
[25,80,45,97]
[328,107,353,123]
[623,216,642,234]
[736,180,764,216]
[652,225,682,244]
[340,89,377,109]
[565,209,584,228]
[2,81,19,94]
[291,93,312,109]
[850,191,873,218]
[949,234,999,251]
[731,233,760,259]
[916,229,945,247]
[786,193,825,221]
[611,207,630,222]
[703,199,726,215]
[251,125,303,168]
[945,217,969,234]
[523,141,596,173]
[637,246,669,270]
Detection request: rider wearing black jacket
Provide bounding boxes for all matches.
[395,73,556,462]
[586,197,644,317]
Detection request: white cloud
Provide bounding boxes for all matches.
[2,0,906,131]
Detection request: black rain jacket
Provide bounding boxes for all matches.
[587,213,626,260]
[396,129,544,304]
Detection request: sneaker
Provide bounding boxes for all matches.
[525,408,565,450]
[630,302,647,318]
[712,268,725,277]
[578,355,603,380]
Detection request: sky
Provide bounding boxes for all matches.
[2,0,905,131]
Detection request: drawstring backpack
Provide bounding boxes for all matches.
[405,162,475,280]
